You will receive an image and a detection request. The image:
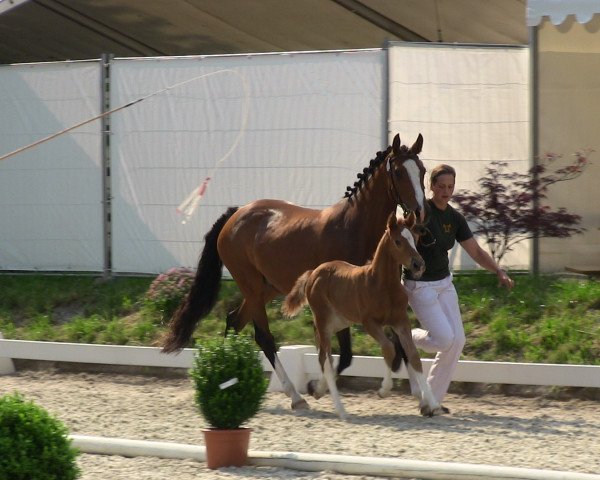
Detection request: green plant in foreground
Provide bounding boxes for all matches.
[190,334,268,429]
[0,392,80,480]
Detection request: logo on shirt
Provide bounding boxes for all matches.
[442,223,453,233]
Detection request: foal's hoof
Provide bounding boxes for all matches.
[419,404,450,417]
[377,388,392,398]
[291,398,310,410]
[307,380,323,399]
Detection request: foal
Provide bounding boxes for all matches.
[283,212,441,419]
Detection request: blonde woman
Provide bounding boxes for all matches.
[403,164,514,412]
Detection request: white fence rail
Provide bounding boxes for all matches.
[1,339,598,392]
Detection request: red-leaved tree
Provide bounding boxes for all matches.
[452,150,592,264]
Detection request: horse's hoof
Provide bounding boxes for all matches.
[419,405,434,417]
[420,404,449,417]
[377,388,391,398]
[307,380,323,399]
[291,398,310,410]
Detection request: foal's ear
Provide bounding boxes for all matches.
[387,212,398,230]
[409,133,423,155]
[392,133,401,155]
[405,211,416,228]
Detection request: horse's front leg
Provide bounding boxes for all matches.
[391,324,442,416]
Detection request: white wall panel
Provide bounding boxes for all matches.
[0,61,103,271]
[388,43,530,270]
[110,51,385,274]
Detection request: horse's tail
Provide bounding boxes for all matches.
[282,270,312,317]
[162,206,238,353]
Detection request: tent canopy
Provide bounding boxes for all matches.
[0,0,527,65]
[527,0,600,26]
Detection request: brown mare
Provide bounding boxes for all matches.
[283,212,442,419]
[162,133,427,410]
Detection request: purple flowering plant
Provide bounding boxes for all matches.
[144,267,195,323]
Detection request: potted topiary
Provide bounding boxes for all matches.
[0,392,81,480]
[190,334,268,469]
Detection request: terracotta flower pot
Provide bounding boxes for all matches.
[202,427,252,469]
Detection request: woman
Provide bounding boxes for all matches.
[403,164,514,412]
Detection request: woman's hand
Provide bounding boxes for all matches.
[496,269,514,290]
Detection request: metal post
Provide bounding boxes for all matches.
[383,40,391,148]
[529,27,540,275]
[101,53,114,279]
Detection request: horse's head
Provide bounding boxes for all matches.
[386,133,427,224]
[387,212,425,279]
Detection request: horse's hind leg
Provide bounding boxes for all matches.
[379,365,393,398]
[335,328,353,376]
[247,301,309,411]
[313,317,347,420]
[323,351,347,420]
[224,257,309,410]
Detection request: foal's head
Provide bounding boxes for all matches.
[386,133,427,224]
[387,212,425,279]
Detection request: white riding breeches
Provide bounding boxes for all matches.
[403,274,466,403]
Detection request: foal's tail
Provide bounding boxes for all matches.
[282,270,312,317]
[162,207,238,353]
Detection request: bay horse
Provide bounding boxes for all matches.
[162,133,427,410]
[282,212,442,419]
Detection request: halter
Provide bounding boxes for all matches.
[387,152,418,216]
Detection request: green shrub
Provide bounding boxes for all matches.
[0,392,80,480]
[190,334,268,429]
[144,267,195,323]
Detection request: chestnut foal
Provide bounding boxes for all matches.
[283,212,442,419]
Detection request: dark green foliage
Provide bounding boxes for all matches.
[0,393,80,480]
[190,335,268,429]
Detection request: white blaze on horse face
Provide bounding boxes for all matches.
[400,225,417,251]
[403,159,425,218]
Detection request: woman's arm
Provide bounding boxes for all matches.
[459,237,514,289]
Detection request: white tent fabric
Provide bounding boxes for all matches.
[533,4,600,271]
[109,51,386,274]
[0,61,103,271]
[527,0,600,26]
[388,43,530,270]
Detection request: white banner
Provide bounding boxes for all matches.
[388,43,530,270]
[109,51,386,273]
[0,61,103,271]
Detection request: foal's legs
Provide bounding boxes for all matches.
[378,330,408,398]
[360,323,399,398]
[390,323,441,416]
[312,316,348,420]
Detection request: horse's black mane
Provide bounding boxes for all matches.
[343,146,392,200]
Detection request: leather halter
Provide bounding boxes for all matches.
[387,152,419,216]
